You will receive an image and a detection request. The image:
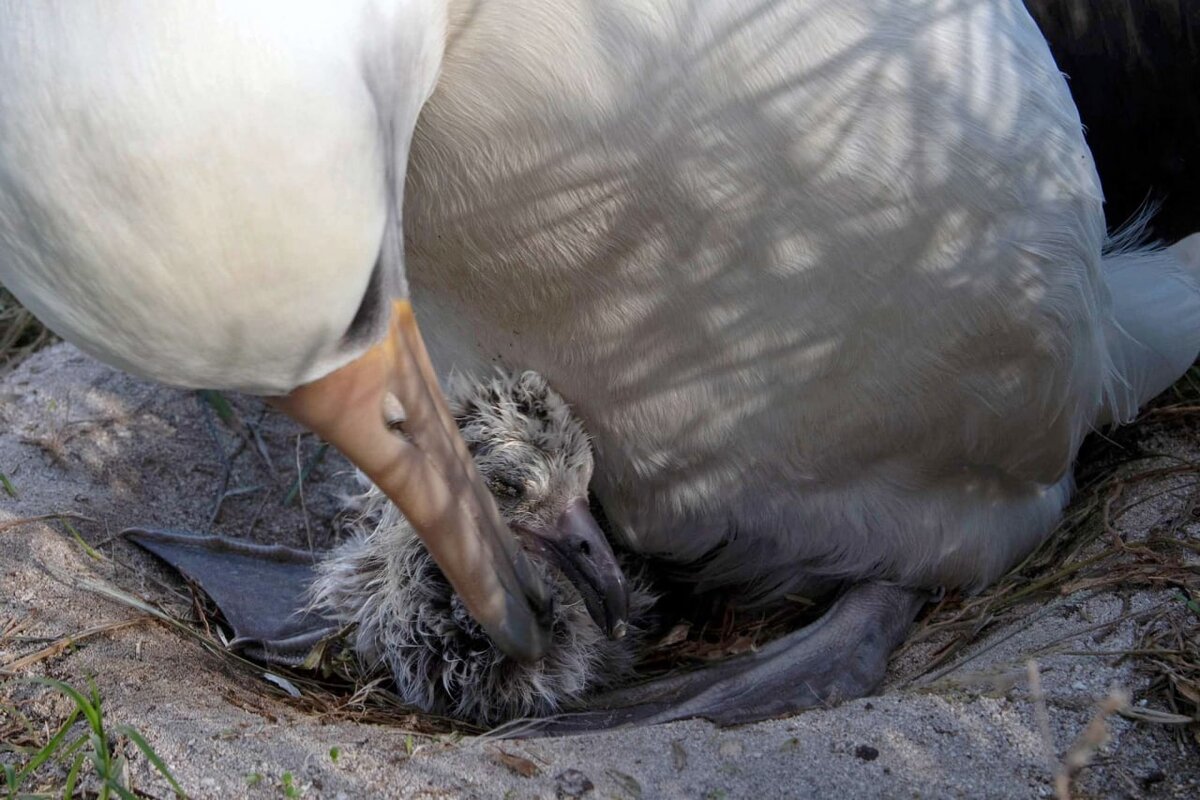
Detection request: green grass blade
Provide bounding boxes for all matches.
[59,518,102,561]
[0,471,17,498]
[104,749,133,800]
[197,390,236,426]
[62,750,86,800]
[14,709,80,783]
[105,783,137,800]
[27,679,101,736]
[114,726,186,798]
[283,442,329,506]
[88,732,110,779]
[53,735,88,771]
[110,752,128,794]
[4,763,18,800]
[83,677,112,785]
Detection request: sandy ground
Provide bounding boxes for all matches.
[1,343,1198,799]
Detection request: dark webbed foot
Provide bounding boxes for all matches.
[124,528,337,664]
[523,582,927,734]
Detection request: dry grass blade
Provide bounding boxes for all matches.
[0,611,38,643]
[0,617,151,674]
[891,366,1200,780]
[1131,596,1200,744]
[1027,661,1058,780]
[488,747,541,778]
[76,575,478,736]
[1054,689,1130,800]
[0,286,54,375]
[0,513,97,534]
[899,369,1200,692]
[1118,706,1193,725]
[1028,660,1132,800]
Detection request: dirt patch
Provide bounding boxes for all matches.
[2,344,1198,798]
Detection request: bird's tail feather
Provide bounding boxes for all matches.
[1099,232,1200,426]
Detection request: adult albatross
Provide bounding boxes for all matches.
[2,0,1199,727]
[402,0,1200,727]
[0,1,635,663]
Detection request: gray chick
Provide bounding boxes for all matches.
[310,370,656,725]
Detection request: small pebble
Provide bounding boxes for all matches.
[671,740,687,771]
[1141,770,1166,787]
[854,745,880,762]
[718,740,744,759]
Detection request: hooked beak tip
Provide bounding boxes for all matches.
[537,498,631,640]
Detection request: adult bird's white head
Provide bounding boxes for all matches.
[0,1,565,660]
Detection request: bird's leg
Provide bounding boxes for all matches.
[521,581,928,734]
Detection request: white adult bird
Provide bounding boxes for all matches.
[2,0,1198,727]
[401,0,1200,726]
[0,1,611,663]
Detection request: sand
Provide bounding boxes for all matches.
[2,343,1197,799]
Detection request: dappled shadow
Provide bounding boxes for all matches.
[404,0,1110,601]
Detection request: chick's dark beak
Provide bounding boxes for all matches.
[529,498,630,639]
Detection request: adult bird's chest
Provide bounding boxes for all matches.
[405,0,1108,569]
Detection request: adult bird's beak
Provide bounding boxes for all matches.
[271,300,553,662]
[525,498,631,640]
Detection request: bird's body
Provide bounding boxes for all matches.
[3,0,1200,726]
[0,1,442,393]
[406,0,1200,604]
[0,0,562,661]
[129,370,650,725]
[311,373,655,724]
[310,514,649,725]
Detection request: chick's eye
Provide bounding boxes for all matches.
[488,476,526,500]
